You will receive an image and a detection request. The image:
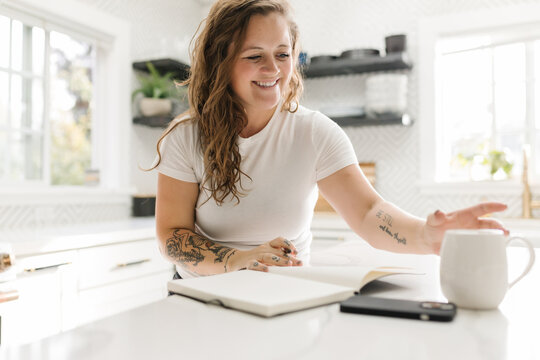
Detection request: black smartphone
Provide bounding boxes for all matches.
[340,295,456,322]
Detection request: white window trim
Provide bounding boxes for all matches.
[418,3,540,196]
[0,0,134,201]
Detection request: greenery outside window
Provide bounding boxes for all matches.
[0,12,96,186]
[435,29,540,183]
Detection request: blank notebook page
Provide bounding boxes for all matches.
[168,270,354,317]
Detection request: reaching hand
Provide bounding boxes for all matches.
[422,202,509,254]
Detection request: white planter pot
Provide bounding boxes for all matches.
[139,98,172,117]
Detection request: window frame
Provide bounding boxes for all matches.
[418,2,540,195]
[0,0,133,199]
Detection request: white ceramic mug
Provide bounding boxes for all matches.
[440,229,536,309]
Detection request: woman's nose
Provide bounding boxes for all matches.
[261,57,279,75]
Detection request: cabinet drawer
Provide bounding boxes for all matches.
[77,270,172,325]
[78,239,173,289]
[0,267,70,346]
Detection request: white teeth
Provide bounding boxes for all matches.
[255,80,278,87]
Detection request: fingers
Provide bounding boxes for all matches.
[269,237,298,255]
[247,260,268,272]
[267,246,303,266]
[477,218,510,235]
[465,202,508,218]
[246,238,302,270]
[247,253,300,270]
[427,209,447,227]
[262,253,293,266]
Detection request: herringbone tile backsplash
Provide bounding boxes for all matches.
[0,204,130,229]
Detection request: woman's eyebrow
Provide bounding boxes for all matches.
[241,44,291,51]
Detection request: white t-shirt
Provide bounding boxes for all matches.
[157,104,358,278]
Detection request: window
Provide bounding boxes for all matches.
[0,12,96,186]
[435,31,539,183]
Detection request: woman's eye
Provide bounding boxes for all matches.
[246,55,261,60]
[277,53,290,59]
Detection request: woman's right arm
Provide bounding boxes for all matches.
[156,173,301,276]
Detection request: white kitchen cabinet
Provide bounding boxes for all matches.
[76,238,173,325]
[78,271,172,325]
[1,235,174,346]
[78,238,170,289]
[0,250,77,346]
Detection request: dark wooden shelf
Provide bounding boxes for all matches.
[133,116,172,128]
[133,114,411,129]
[132,58,190,81]
[329,113,412,127]
[303,52,412,78]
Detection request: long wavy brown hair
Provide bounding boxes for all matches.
[150,0,304,205]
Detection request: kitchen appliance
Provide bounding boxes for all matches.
[132,195,156,217]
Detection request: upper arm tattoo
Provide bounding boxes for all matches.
[376,209,407,245]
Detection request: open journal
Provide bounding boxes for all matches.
[167,266,423,317]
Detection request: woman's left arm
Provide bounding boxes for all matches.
[317,164,509,255]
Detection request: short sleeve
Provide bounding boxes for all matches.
[155,122,199,183]
[312,112,358,181]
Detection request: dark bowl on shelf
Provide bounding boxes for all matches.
[340,49,380,59]
[310,55,338,64]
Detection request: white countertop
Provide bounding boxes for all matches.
[1,214,347,258]
[2,246,538,360]
[0,217,157,257]
[3,213,539,258]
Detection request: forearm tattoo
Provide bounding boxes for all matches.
[166,229,237,272]
[376,209,407,245]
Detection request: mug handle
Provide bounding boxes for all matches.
[506,236,536,289]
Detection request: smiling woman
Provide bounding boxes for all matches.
[230,12,294,137]
[151,0,510,281]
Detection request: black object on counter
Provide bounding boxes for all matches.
[132,196,156,217]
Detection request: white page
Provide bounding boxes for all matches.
[167,270,355,317]
[268,266,415,289]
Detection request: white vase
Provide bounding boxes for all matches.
[139,98,172,117]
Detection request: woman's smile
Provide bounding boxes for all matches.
[253,79,279,88]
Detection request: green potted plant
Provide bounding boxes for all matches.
[455,148,514,181]
[132,62,175,117]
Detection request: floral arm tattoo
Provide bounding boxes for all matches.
[166,229,237,273]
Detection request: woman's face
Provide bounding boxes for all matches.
[230,12,293,114]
